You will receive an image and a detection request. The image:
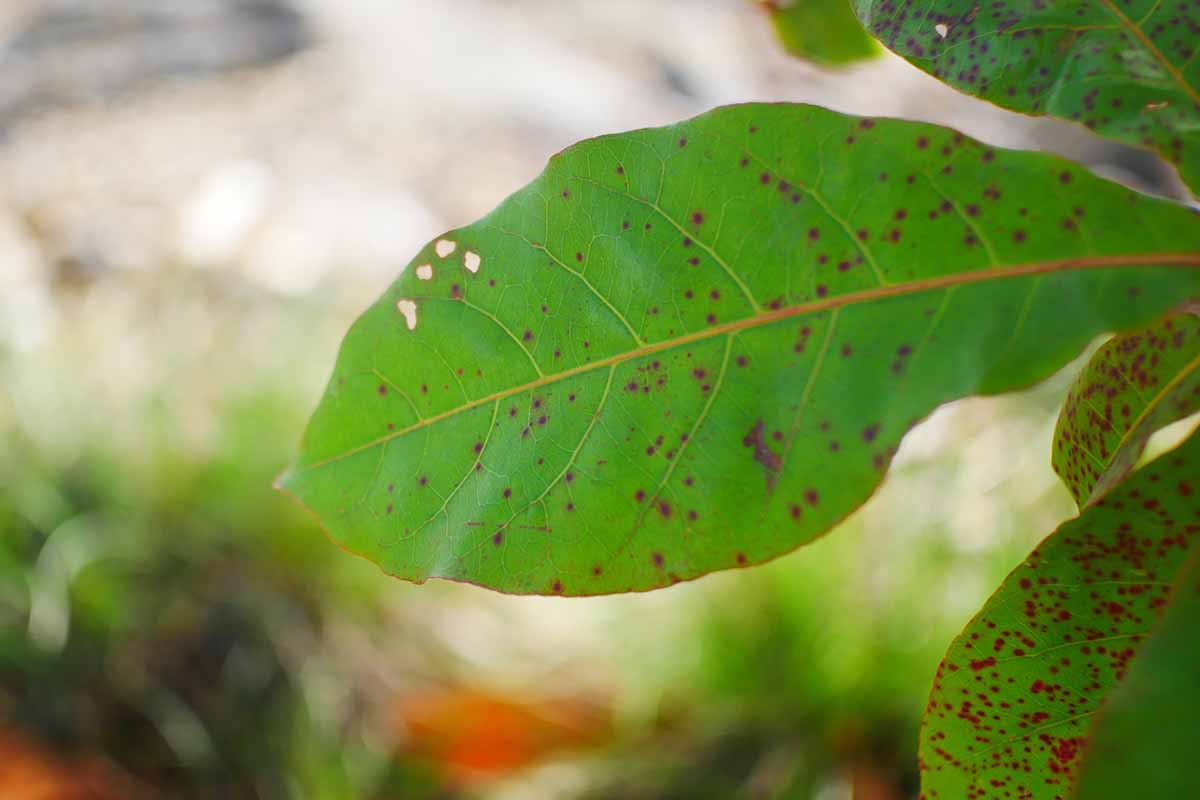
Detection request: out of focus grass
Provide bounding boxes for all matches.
[0,260,1078,798]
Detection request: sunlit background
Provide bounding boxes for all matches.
[0,2,1186,798]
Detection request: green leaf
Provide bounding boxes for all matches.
[1053,311,1200,508]
[919,431,1200,800]
[853,0,1200,193]
[763,0,881,67]
[279,103,1200,596]
[1074,539,1200,800]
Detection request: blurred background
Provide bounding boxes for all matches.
[0,1,1184,798]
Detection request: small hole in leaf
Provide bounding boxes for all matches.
[396,299,418,330]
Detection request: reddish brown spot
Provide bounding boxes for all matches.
[742,420,782,490]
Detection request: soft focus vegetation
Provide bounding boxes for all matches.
[0,260,1080,797]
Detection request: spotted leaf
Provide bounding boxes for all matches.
[764,0,881,67]
[920,431,1200,800]
[1073,539,1200,800]
[853,0,1200,193]
[279,103,1200,596]
[1053,311,1200,508]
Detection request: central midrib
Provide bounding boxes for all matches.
[290,253,1200,476]
[1095,0,1200,106]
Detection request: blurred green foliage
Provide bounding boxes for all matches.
[0,268,1073,798]
[764,0,880,68]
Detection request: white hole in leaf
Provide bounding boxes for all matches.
[935,23,949,37]
[415,264,433,280]
[464,251,481,273]
[396,299,418,330]
[435,239,457,258]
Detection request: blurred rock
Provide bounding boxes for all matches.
[0,0,309,124]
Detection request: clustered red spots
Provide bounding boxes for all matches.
[1053,314,1200,506]
[920,435,1200,799]
[865,0,1199,183]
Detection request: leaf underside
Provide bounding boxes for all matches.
[853,0,1200,194]
[1073,539,1200,800]
[920,432,1200,800]
[766,0,881,67]
[1053,312,1200,508]
[281,103,1200,596]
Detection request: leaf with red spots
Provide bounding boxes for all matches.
[1053,311,1200,508]
[853,0,1200,193]
[764,0,880,67]
[279,103,1200,596]
[1073,542,1200,800]
[920,432,1200,800]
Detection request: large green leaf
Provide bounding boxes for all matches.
[763,0,881,67]
[920,431,1200,800]
[279,103,1200,596]
[1074,541,1200,800]
[1053,312,1200,507]
[853,0,1200,193]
